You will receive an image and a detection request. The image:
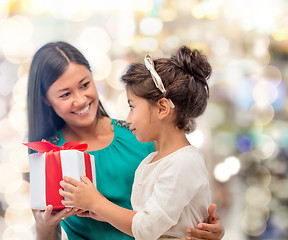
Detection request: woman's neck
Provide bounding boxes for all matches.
[61,117,114,151]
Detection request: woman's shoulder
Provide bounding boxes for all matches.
[45,132,61,145]
[112,118,155,151]
[111,119,133,136]
[113,119,130,130]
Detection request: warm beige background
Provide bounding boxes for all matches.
[0,0,287,239]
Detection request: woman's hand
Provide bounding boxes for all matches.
[33,205,81,240]
[59,175,102,211]
[185,204,225,240]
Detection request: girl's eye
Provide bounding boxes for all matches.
[129,105,134,110]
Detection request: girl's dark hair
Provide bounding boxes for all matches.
[121,46,211,133]
[27,41,109,143]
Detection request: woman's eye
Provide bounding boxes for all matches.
[129,105,134,110]
[81,81,90,88]
[59,92,70,98]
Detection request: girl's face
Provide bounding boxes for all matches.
[46,63,99,129]
[126,88,159,143]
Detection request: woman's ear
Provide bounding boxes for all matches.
[41,97,51,107]
[157,98,171,120]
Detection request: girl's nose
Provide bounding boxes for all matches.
[126,111,132,124]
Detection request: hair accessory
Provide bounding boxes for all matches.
[144,54,175,108]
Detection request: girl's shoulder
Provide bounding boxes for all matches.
[160,145,205,169]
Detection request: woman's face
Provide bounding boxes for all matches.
[46,63,99,129]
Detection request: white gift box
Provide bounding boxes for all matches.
[29,149,96,210]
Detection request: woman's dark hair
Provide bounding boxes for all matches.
[27,41,109,143]
[121,45,211,133]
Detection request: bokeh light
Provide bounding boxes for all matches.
[77,26,111,65]
[0,163,23,194]
[91,54,112,81]
[4,202,34,233]
[186,129,205,149]
[0,15,34,63]
[214,156,241,182]
[140,17,163,36]
[106,60,129,90]
[245,185,271,206]
[9,143,30,173]
[241,204,269,237]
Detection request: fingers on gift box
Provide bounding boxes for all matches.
[24,140,96,211]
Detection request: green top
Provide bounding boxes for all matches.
[58,119,155,240]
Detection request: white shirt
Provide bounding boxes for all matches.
[131,145,211,240]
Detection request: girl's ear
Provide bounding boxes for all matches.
[157,98,171,120]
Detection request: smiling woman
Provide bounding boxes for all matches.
[27,42,109,146]
[45,63,99,128]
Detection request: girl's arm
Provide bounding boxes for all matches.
[76,210,107,222]
[185,204,225,240]
[59,175,136,236]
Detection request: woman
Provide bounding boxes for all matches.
[27,41,224,240]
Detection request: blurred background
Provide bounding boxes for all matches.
[0,0,288,239]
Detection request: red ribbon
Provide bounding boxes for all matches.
[23,139,88,153]
[24,139,92,210]
[46,150,63,210]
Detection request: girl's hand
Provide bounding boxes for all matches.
[185,204,225,240]
[77,210,107,222]
[33,205,80,240]
[59,175,102,211]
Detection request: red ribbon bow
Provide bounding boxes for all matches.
[23,139,88,153]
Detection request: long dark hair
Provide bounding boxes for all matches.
[121,46,211,133]
[27,41,109,143]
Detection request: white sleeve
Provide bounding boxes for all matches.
[131,151,208,240]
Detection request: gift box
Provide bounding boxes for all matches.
[24,140,96,211]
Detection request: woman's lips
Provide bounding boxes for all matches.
[73,104,90,115]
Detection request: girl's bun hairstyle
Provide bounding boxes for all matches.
[121,45,212,133]
[174,46,211,91]
[163,46,211,133]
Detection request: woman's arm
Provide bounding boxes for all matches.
[60,175,136,236]
[33,205,80,240]
[185,204,225,240]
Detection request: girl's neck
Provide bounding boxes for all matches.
[152,128,190,162]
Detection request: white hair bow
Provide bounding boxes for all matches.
[144,54,175,108]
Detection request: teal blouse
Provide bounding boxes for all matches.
[58,119,155,240]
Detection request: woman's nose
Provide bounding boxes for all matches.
[72,92,86,106]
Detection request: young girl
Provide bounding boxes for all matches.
[60,45,213,240]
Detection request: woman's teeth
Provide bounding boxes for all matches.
[75,105,89,114]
